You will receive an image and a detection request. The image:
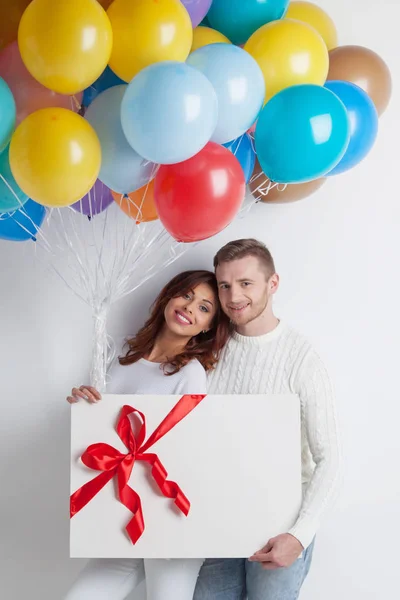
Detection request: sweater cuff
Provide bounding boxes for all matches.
[287,519,317,550]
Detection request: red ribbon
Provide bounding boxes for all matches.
[70,394,206,544]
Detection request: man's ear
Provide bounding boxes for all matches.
[268,273,280,295]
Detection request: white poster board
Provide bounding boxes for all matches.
[70,394,302,558]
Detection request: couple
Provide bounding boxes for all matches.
[66,238,341,600]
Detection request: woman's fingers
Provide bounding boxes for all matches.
[67,386,102,404]
[82,386,102,401]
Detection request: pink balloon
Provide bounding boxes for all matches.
[0,41,83,125]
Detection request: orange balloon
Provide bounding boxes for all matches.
[112,180,158,223]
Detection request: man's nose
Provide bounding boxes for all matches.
[227,287,241,303]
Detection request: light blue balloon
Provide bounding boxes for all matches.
[85,85,156,194]
[325,81,378,176]
[187,44,265,144]
[223,134,255,183]
[255,84,350,184]
[0,199,45,242]
[208,0,289,45]
[0,146,29,214]
[121,61,218,165]
[0,77,16,154]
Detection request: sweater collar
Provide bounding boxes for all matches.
[231,320,285,347]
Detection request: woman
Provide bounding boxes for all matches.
[65,270,231,600]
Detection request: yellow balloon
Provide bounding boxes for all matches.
[9,108,101,207]
[286,1,338,51]
[107,0,193,82]
[18,0,113,95]
[244,19,329,102]
[191,26,231,52]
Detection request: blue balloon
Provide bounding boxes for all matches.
[82,66,125,108]
[255,85,350,184]
[208,0,289,45]
[223,134,255,184]
[121,61,218,165]
[0,199,45,242]
[187,44,265,144]
[0,77,16,154]
[85,85,156,194]
[324,81,378,176]
[0,146,29,213]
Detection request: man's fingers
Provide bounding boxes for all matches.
[249,552,273,563]
[250,540,274,559]
[66,396,78,404]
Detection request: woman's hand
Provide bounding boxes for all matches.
[67,386,102,404]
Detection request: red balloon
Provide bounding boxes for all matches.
[154,142,246,242]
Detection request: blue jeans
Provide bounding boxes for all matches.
[193,540,315,600]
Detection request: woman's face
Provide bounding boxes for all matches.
[164,282,218,339]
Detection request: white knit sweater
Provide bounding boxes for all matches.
[207,321,341,550]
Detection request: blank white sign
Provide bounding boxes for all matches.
[70,394,302,558]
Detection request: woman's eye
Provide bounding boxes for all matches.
[200,305,208,313]
[183,293,191,299]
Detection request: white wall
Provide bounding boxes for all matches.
[1,1,399,598]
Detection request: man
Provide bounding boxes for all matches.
[194,238,341,599]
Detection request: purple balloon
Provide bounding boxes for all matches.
[71,180,113,217]
[181,0,213,27]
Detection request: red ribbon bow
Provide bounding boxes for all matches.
[70,394,206,544]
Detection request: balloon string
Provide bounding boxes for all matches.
[71,95,81,111]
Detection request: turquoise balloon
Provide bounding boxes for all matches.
[0,146,29,214]
[207,0,289,45]
[121,61,218,165]
[325,81,378,176]
[85,85,156,194]
[187,44,265,144]
[255,85,350,184]
[0,77,16,154]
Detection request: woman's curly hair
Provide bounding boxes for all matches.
[119,270,232,375]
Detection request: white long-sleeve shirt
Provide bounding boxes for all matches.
[107,356,208,395]
[207,320,342,550]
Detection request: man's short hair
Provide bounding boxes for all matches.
[213,238,276,278]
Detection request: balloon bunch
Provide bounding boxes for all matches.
[0,0,392,245]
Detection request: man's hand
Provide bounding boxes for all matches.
[248,534,304,570]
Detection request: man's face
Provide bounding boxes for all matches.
[216,256,277,326]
